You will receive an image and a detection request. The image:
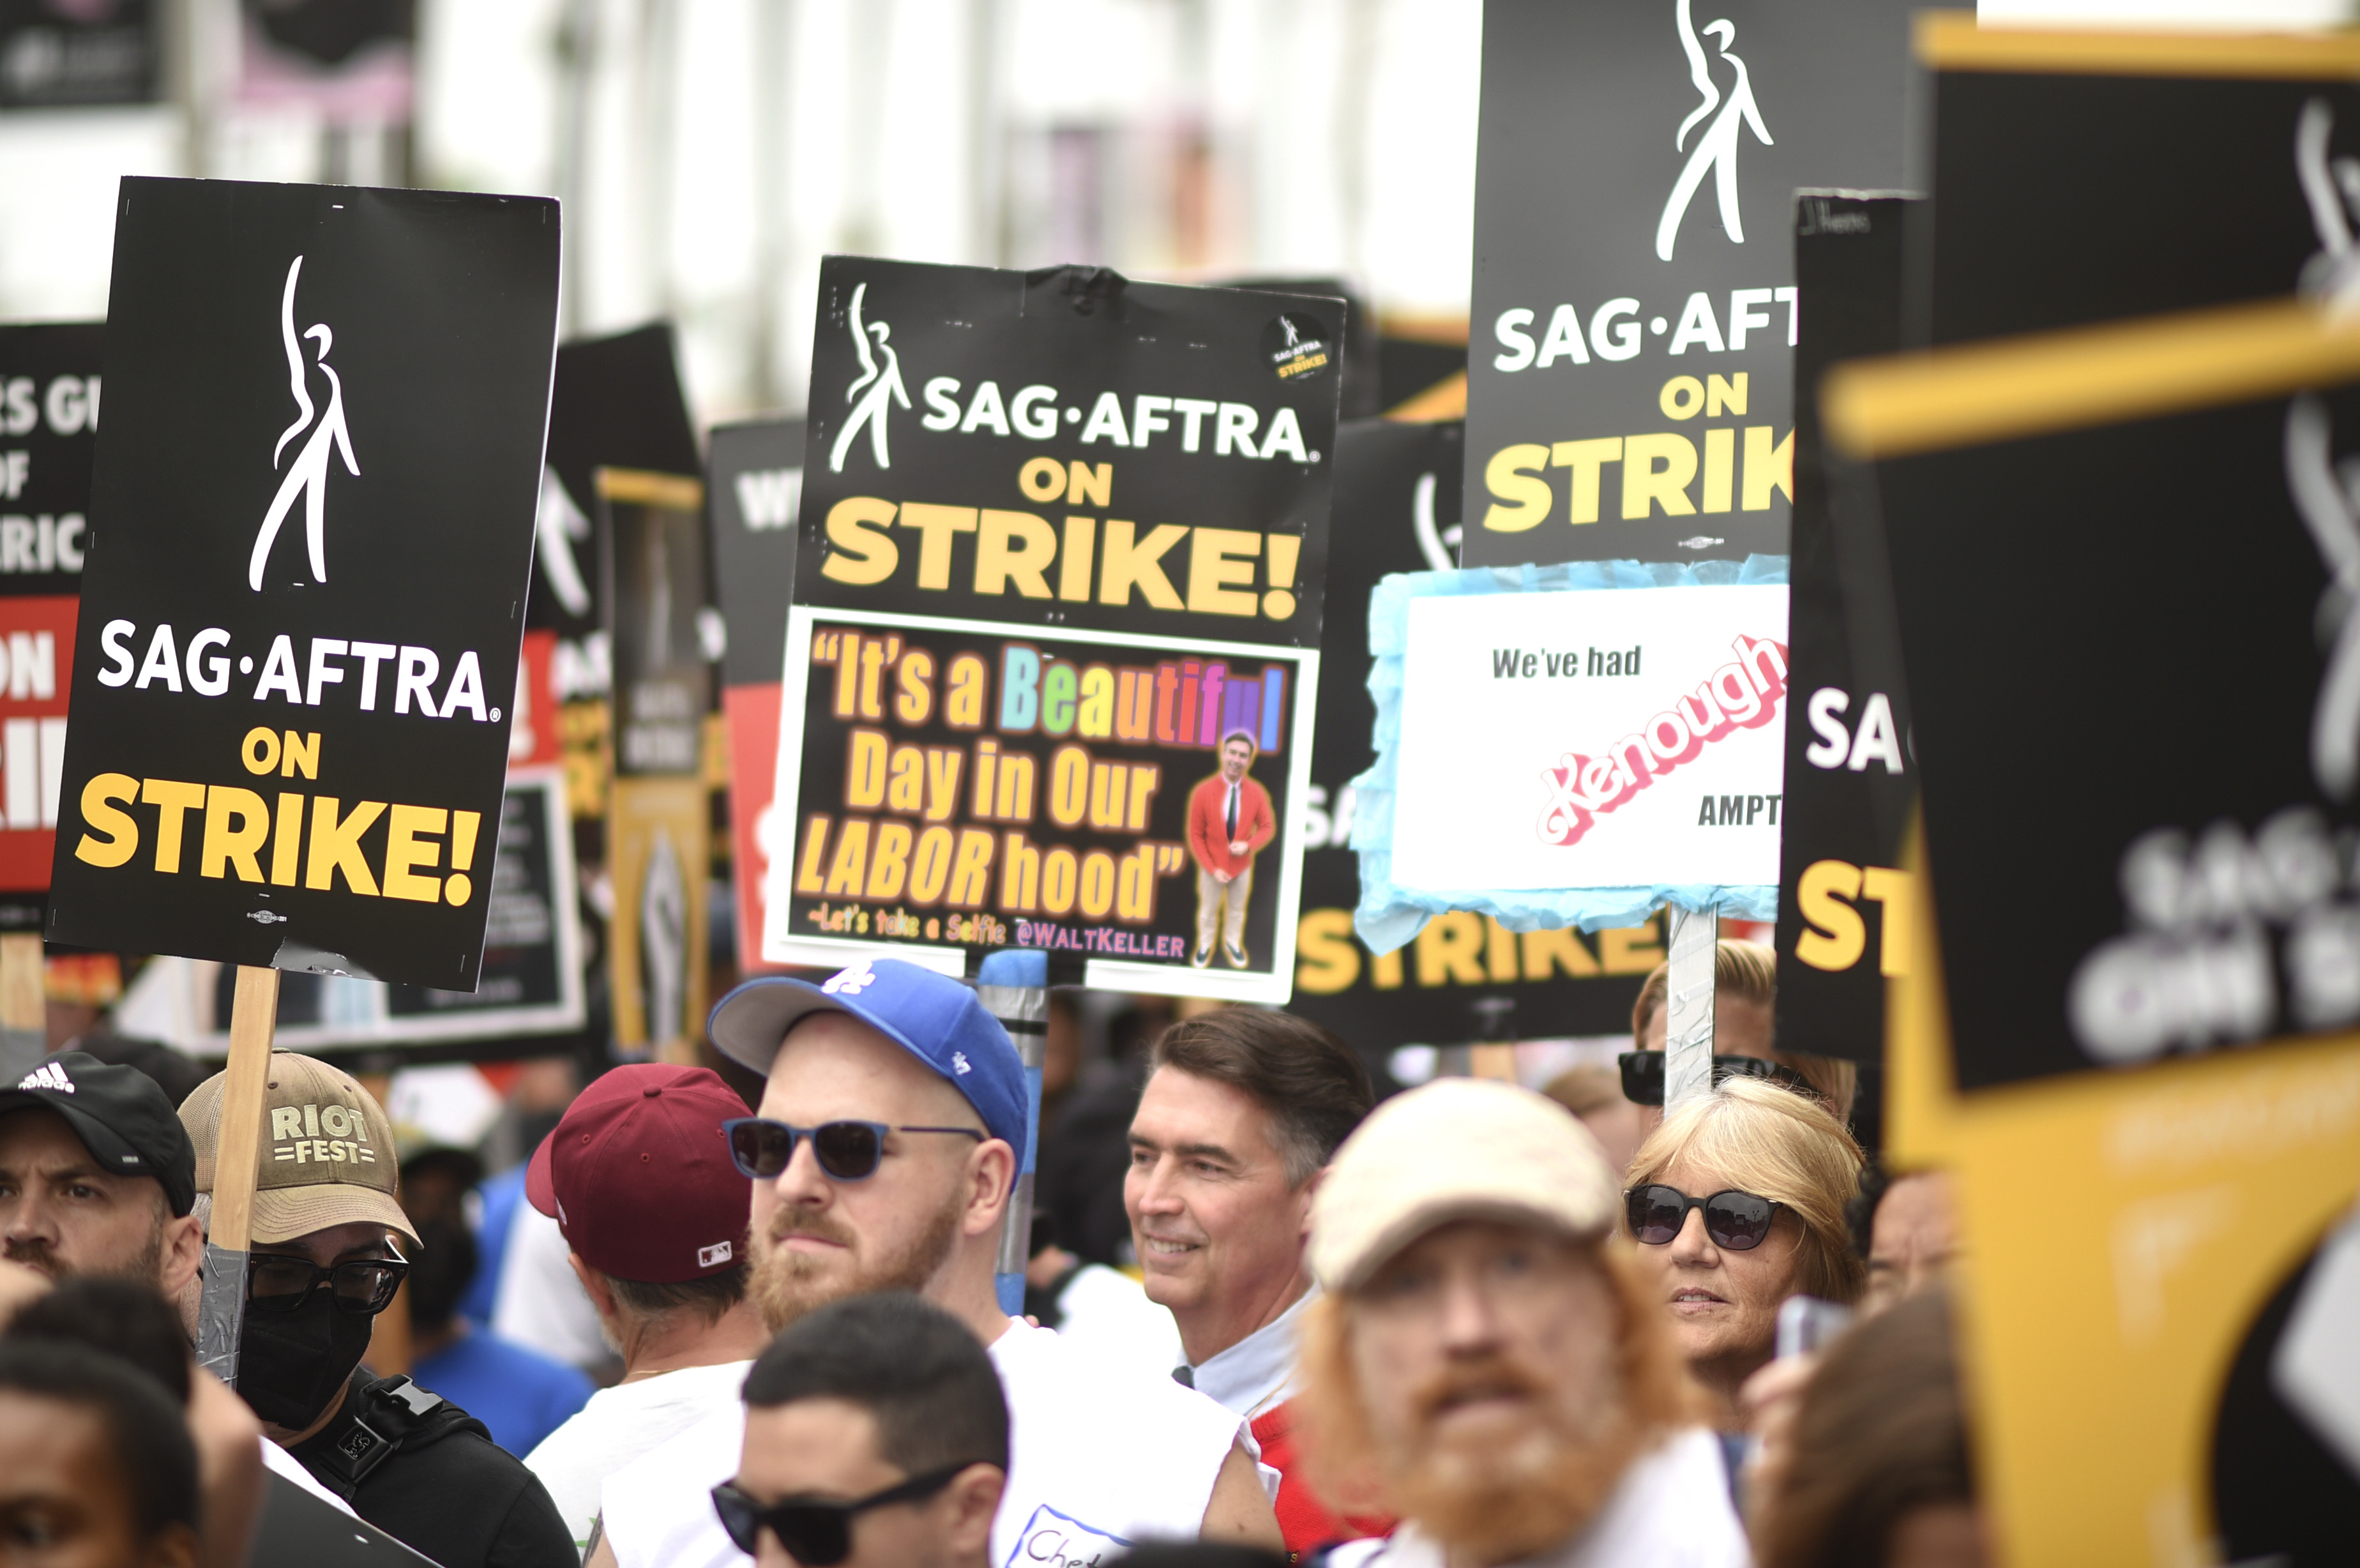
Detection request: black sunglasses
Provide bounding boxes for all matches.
[244,1251,410,1316]
[722,1117,985,1182]
[1625,1184,1783,1251]
[711,1463,978,1564]
[1615,1050,1815,1108]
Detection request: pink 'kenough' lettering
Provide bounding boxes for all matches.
[1536,635,1788,846]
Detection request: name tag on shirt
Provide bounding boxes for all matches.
[1004,1504,1132,1568]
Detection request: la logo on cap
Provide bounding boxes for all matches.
[822,963,876,997]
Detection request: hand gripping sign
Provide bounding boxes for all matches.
[47,179,561,990]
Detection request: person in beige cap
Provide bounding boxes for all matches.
[1294,1077,1748,1568]
[182,1050,575,1568]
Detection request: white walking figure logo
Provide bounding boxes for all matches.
[2296,97,2360,309]
[1654,0,1773,263]
[249,255,359,591]
[828,282,909,474]
[2285,396,2360,801]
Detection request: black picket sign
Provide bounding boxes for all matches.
[47,178,561,990]
[775,258,1340,1000]
[1291,418,1660,1046]
[1771,194,1915,1065]
[1460,0,1916,569]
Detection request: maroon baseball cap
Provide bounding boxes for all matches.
[526,1064,750,1283]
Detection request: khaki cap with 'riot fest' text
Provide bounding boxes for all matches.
[181,1050,418,1249]
[1307,1076,1620,1293]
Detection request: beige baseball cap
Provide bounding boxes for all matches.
[1307,1076,1621,1293]
[181,1051,418,1249]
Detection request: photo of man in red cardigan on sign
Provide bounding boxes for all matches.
[1187,730,1277,969]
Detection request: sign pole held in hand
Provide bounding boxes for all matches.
[194,964,279,1385]
[1663,905,1716,1112]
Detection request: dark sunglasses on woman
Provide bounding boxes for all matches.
[710,1464,976,1565]
[722,1117,985,1182]
[1615,1050,1816,1107]
[1624,1183,1783,1251]
[243,1251,410,1315]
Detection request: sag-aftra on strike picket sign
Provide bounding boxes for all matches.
[769,259,1339,1001]
[47,179,561,989]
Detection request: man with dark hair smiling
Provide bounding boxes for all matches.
[718,1292,1008,1568]
[1128,1006,1381,1554]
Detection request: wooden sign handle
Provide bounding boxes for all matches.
[209,966,280,1252]
[194,965,278,1383]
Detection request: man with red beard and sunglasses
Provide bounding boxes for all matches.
[589,959,1282,1568]
[1294,1078,1747,1568]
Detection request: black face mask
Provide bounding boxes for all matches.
[236,1288,376,1432]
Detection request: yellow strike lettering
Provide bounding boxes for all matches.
[1861,866,1914,978]
[1483,443,1552,532]
[1598,920,1664,974]
[1521,927,1601,979]
[73,774,139,868]
[1550,439,1623,525]
[1743,425,1794,510]
[1416,913,1486,986]
[200,786,271,882]
[1186,528,1260,616]
[974,510,1057,598]
[822,497,899,585]
[271,794,304,886]
[1796,860,1866,970]
[1293,908,1361,995]
[898,503,978,590]
[382,804,446,902]
[140,779,206,874]
[1059,517,1096,601]
[306,797,386,896]
[1701,427,1735,513]
[1097,521,1187,610]
[1485,917,1520,983]
[1621,433,1698,518]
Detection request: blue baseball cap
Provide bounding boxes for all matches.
[707,960,1027,1151]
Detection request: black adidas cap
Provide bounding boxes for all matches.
[0,1051,198,1217]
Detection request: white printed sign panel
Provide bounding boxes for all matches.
[1389,584,1788,894]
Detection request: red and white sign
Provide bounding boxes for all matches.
[724,681,784,972]
[0,596,75,890]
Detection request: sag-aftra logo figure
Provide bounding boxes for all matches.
[829,282,909,475]
[1655,0,1773,262]
[250,255,359,591]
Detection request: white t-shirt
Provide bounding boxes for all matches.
[262,1436,357,1516]
[1324,1428,1748,1568]
[491,1202,610,1369]
[600,1319,1246,1568]
[526,1359,753,1553]
[1051,1263,1183,1376]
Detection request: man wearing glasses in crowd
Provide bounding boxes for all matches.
[591,958,1281,1568]
[178,1050,575,1568]
[716,1292,1008,1568]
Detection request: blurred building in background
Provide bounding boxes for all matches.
[0,0,1479,426]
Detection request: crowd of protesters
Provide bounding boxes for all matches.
[0,938,1975,1568]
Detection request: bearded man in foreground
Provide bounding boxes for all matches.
[587,959,1279,1568]
[1297,1077,1748,1568]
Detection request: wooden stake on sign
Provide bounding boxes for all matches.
[0,931,45,1083]
[193,966,279,1385]
[1663,906,1716,1112]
